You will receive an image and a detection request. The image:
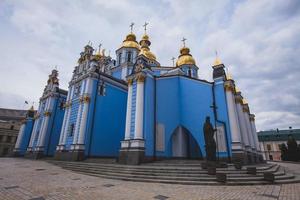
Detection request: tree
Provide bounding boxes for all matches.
[280,143,288,161]
[287,135,298,161]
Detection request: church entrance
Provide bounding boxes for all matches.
[171,126,202,159]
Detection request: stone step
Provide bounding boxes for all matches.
[47,161,300,185]
[57,164,284,178]
[69,171,300,186]
[61,165,293,182]
[48,160,277,172]
[49,163,280,177]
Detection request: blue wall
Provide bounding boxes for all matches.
[154,76,232,159]
[156,76,180,157]
[88,82,127,157]
[18,118,34,155]
[44,95,66,156]
[143,76,155,156]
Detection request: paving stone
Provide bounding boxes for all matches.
[0,158,300,200]
[28,197,45,200]
[102,184,114,187]
[35,168,46,171]
[153,195,169,199]
[5,185,19,189]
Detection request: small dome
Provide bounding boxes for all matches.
[138,34,156,61]
[213,57,222,66]
[176,47,196,67]
[121,33,140,49]
[139,48,156,60]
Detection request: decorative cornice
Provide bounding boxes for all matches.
[235,95,243,104]
[136,73,146,83]
[34,113,40,119]
[44,111,52,117]
[224,80,234,92]
[79,95,90,104]
[127,78,133,86]
[249,114,255,121]
[64,101,72,108]
[242,104,249,113]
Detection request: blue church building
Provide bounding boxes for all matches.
[15,25,262,164]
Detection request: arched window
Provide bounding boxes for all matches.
[118,53,122,65]
[69,124,75,137]
[188,68,192,77]
[127,51,132,62]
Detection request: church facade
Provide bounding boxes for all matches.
[14,27,262,164]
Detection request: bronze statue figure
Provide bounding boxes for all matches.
[203,116,216,161]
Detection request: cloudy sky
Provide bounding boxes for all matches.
[0,0,299,131]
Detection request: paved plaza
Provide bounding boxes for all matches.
[0,158,300,200]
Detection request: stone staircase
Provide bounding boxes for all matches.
[47,159,300,185]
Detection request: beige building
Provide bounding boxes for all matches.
[0,108,27,156]
[258,128,300,161]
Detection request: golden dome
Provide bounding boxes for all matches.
[176,47,196,67]
[121,33,140,49]
[138,34,156,61]
[213,57,222,66]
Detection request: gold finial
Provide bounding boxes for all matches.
[143,22,149,34]
[129,22,134,33]
[213,50,222,66]
[95,43,102,55]
[171,57,175,67]
[181,37,187,47]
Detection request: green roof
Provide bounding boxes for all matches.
[257,129,300,142]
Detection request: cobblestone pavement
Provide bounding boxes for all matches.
[0,158,300,200]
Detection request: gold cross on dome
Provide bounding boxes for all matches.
[181,37,187,47]
[129,23,134,33]
[215,50,219,58]
[143,22,149,34]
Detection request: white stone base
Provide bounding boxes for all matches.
[71,144,85,150]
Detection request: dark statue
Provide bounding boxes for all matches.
[203,116,216,161]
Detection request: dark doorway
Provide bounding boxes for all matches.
[171,126,202,159]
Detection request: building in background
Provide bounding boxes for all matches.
[258,128,300,161]
[0,108,27,156]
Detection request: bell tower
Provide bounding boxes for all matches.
[114,23,140,80]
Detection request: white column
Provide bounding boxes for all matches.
[15,123,26,149]
[72,80,86,145]
[125,80,133,140]
[250,116,260,152]
[28,118,38,148]
[243,111,255,151]
[77,78,93,146]
[225,82,242,150]
[59,86,74,146]
[236,102,250,149]
[134,77,145,139]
